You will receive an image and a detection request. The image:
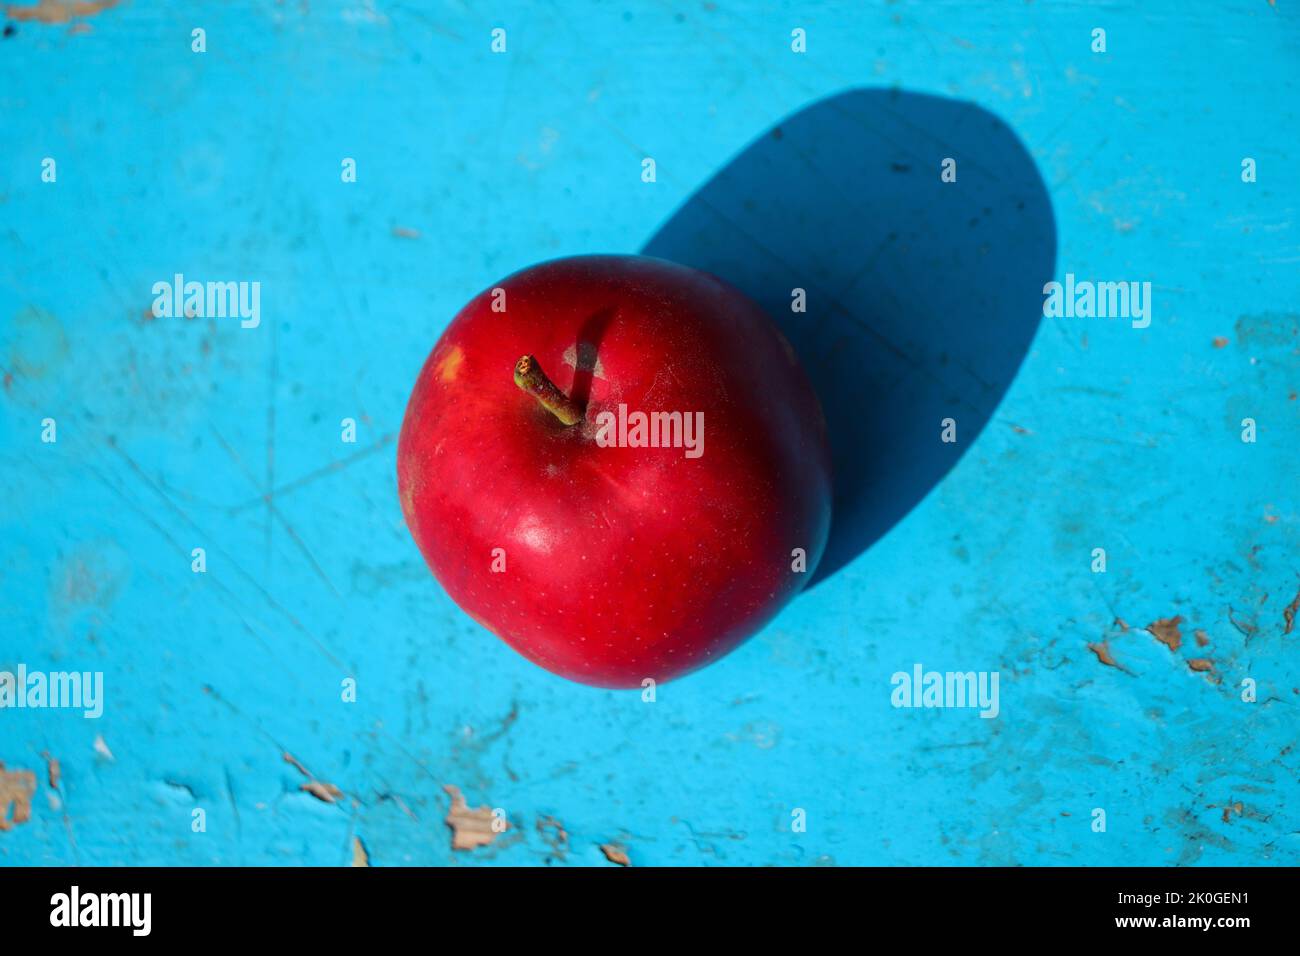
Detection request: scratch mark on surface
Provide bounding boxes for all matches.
[376,789,419,821]
[228,433,396,514]
[89,462,313,683]
[268,499,343,598]
[283,753,313,778]
[265,312,279,583]
[105,438,349,669]
[203,686,284,751]
[224,765,242,838]
[1228,605,1259,638]
[209,423,263,500]
[210,423,342,598]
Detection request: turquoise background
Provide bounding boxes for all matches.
[1,1,1297,866]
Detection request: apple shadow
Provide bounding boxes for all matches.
[642,88,1057,586]
[569,306,616,407]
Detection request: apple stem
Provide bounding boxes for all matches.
[513,355,584,426]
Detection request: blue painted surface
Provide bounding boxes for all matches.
[1,1,1297,866]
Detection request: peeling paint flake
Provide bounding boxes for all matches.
[41,751,61,790]
[5,0,118,25]
[1146,615,1183,652]
[1283,586,1300,635]
[352,836,370,867]
[600,843,632,866]
[0,762,37,831]
[1087,641,1123,670]
[283,752,345,804]
[301,780,344,804]
[443,784,505,850]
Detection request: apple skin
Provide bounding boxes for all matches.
[397,255,830,688]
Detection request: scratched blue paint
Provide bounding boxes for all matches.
[1,1,1297,867]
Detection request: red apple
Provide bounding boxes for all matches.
[397,255,830,687]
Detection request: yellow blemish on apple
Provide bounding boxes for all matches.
[436,345,465,383]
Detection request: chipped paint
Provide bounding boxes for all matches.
[42,752,60,790]
[599,843,631,866]
[5,0,117,26]
[1284,585,1300,635]
[283,752,345,804]
[1147,616,1183,652]
[301,780,344,803]
[1086,641,1120,670]
[351,836,370,866]
[0,763,37,831]
[443,785,505,850]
